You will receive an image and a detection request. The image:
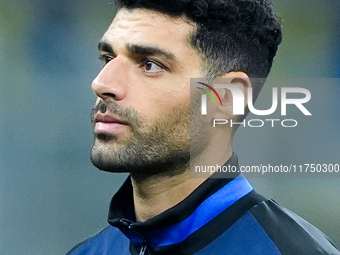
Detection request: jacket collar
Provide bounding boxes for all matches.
[108,153,254,253]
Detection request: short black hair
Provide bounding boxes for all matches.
[114,0,282,128]
[114,0,282,80]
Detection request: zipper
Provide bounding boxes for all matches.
[119,219,150,255]
[139,243,148,255]
[119,218,134,226]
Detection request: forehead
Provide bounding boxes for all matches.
[102,8,196,53]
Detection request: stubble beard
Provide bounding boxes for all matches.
[90,99,207,180]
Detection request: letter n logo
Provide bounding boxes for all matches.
[197,83,244,115]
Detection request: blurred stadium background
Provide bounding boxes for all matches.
[0,0,339,254]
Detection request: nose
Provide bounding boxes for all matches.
[91,57,127,101]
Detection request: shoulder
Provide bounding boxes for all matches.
[247,199,340,255]
[66,226,130,255]
[196,198,340,255]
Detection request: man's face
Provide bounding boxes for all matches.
[90,8,204,178]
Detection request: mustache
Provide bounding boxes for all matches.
[91,100,142,129]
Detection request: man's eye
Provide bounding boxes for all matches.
[142,60,165,73]
[98,55,113,64]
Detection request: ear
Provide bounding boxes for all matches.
[213,72,251,120]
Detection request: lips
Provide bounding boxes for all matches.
[94,113,128,134]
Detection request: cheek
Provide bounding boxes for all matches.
[162,78,192,104]
[138,93,191,131]
[125,76,193,127]
[143,81,191,112]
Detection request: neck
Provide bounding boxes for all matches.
[131,170,205,222]
[131,143,233,222]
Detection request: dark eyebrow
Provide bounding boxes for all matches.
[126,44,175,61]
[98,41,175,62]
[98,41,114,54]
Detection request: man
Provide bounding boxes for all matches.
[68,0,340,254]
